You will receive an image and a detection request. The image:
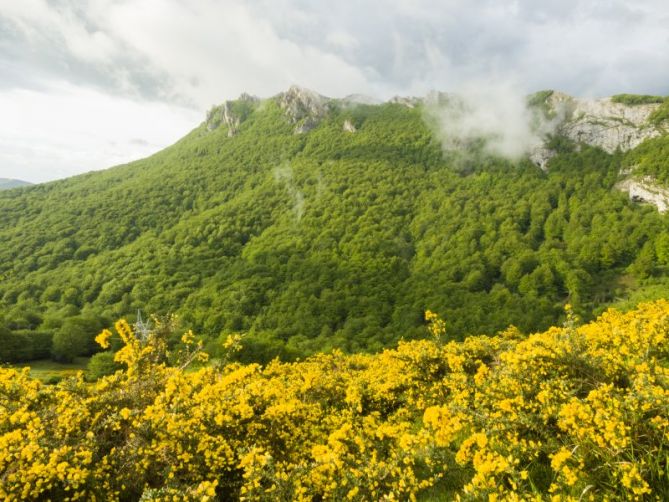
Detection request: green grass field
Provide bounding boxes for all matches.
[11,357,90,383]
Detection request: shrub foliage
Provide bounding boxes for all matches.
[610,94,666,106]
[1,301,668,500]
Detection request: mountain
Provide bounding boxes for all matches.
[0,178,32,190]
[1,87,668,363]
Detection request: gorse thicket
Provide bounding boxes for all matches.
[3,97,669,363]
[2,301,668,500]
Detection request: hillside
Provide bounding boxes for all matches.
[0,178,32,190]
[1,87,669,363]
[1,301,667,499]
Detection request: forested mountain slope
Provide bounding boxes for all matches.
[1,88,668,362]
[0,178,32,190]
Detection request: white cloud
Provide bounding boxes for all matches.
[426,80,549,161]
[325,31,359,50]
[86,0,376,106]
[0,0,668,181]
[1,0,119,64]
[0,82,199,183]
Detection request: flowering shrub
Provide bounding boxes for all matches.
[1,302,668,500]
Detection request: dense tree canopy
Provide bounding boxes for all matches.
[1,98,669,362]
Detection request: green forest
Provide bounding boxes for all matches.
[1,94,669,365]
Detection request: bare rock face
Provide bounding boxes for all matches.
[277,86,330,133]
[343,119,356,133]
[542,93,669,211]
[221,102,240,137]
[528,146,556,172]
[205,93,259,136]
[617,177,669,213]
[549,93,664,153]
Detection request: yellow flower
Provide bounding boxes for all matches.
[95,329,113,349]
[181,330,195,345]
[550,448,571,471]
[2,301,669,501]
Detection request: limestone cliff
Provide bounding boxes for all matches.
[617,177,669,213]
[205,93,259,136]
[547,92,666,153]
[277,86,331,134]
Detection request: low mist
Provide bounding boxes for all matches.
[273,162,305,222]
[425,81,556,161]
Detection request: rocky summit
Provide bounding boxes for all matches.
[202,86,669,212]
[206,87,668,157]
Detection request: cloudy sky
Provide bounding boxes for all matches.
[1,0,668,183]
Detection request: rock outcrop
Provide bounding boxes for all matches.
[528,146,556,172]
[343,119,356,133]
[205,93,259,136]
[524,92,668,175]
[277,86,331,134]
[541,93,669,210]
[548,93,665,154]
[617,177,669,213]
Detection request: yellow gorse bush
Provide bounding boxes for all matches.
[1,302,668,500]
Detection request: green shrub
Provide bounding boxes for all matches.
[52,317,104,362]
[611,94,665,105]
[649,99,669,125]
[86,351,121,380]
